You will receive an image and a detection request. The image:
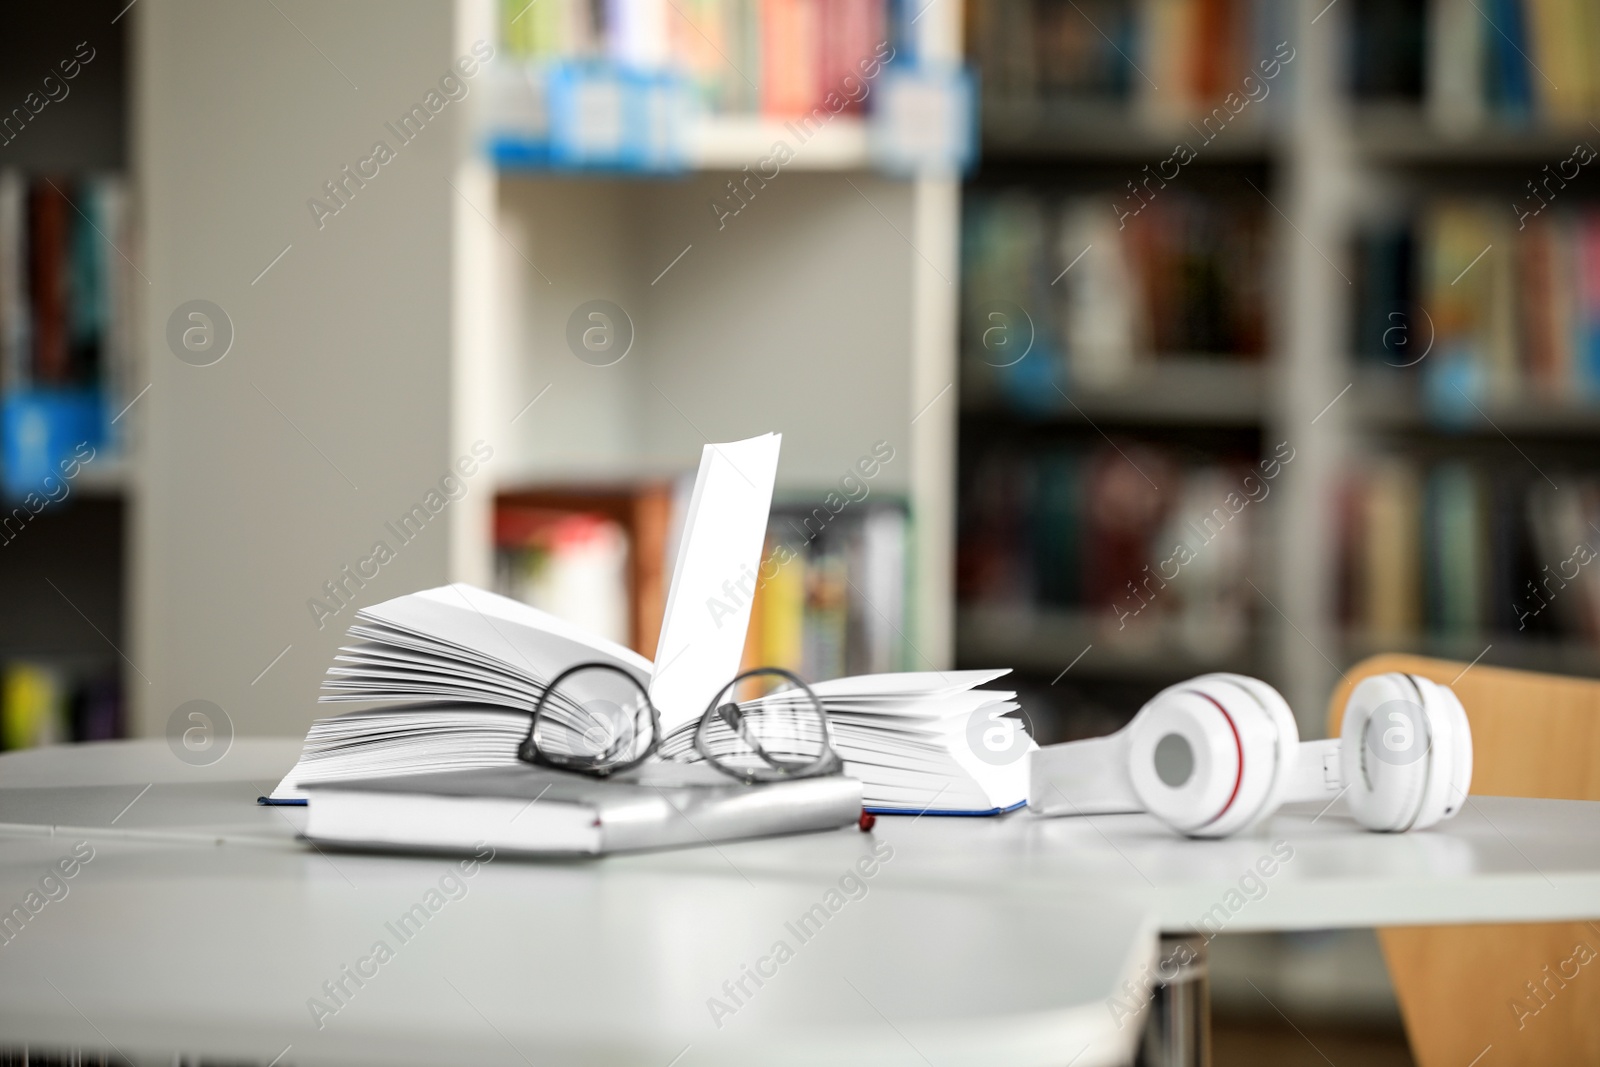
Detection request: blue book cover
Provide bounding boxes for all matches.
[1485,0,1533,123]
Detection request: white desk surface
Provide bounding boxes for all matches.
[5,740,1598,934]
[0,741,1157,1067]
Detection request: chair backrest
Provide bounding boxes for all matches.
[1328,654,1600,1067]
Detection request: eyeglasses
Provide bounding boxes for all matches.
[521,663,842,784]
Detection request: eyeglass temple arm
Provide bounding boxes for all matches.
[718,703,781,765]
[719,701,841,773]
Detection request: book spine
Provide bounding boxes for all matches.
[0,171,28,394]
[29,179,70,384]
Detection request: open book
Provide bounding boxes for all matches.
[269,434,1032,814]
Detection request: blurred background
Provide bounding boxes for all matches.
[5,0,1597,1061]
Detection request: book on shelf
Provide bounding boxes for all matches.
[0,661,121,750]
[276,435,1029,818]
[494,481,675,658]
[0,171,135,497]
[490,0,899,167]
[1347,0,1425,102]
[1337,455,1600,648]
[496,509,631,650]
[969,0,1292,120]
[958,439,1266,660]
[1353,202,1600,406]
[962,189,1266,405]
[1352,0,1600,130]
[493,486,913,679]
[1339,458,1423,641]
[750,501,910,680]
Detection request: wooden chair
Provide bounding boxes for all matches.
[1328,655,1600,1067]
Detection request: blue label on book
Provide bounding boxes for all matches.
[1421,350,1485,431]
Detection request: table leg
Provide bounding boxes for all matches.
[1137,935,1210,1067]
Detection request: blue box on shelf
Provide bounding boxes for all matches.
[870,62,977,178]
[490,60,691,175]
[1,388,106,501]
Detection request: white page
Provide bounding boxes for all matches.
[806,669,1012,698]
[359,583,652,686]
[649,433,781,731]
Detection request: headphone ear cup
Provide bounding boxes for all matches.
[1407,676,1472,830]
[1342,673,1443,832]
[1445,681,1473,815]
[1203,673,1299,828]
[1129,675,1292,838]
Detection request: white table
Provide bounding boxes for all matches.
[5,741,1600,1066]
[0,741,1156,1067]
[10,740,1597,934]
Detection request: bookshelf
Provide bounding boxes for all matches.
[1333,0,1600,701]
[957,604,1263,680]
[958,0,1600,745]
[963,357,1267,425]
[1353,370,1600,436]
[492,115,875,172]
[981,102,1280,163]
[1350,108,1599,164]
[0,1,134,750]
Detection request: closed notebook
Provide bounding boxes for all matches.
[301,760,862,856]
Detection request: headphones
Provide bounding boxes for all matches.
[1028,672,1472,837]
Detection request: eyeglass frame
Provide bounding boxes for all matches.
[521,662,844,783]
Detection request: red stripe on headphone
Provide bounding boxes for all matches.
[1193,691,1244,829]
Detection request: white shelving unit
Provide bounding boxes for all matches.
[130,0,963,736]
[686,115,871,170]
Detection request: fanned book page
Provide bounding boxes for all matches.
[318,583,651,709]
[658,669,1033,814]
[273,662,1032,814]
[268,582,654,802]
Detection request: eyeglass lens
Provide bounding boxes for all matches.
[532,664,655,770]
[696,669,833,779]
